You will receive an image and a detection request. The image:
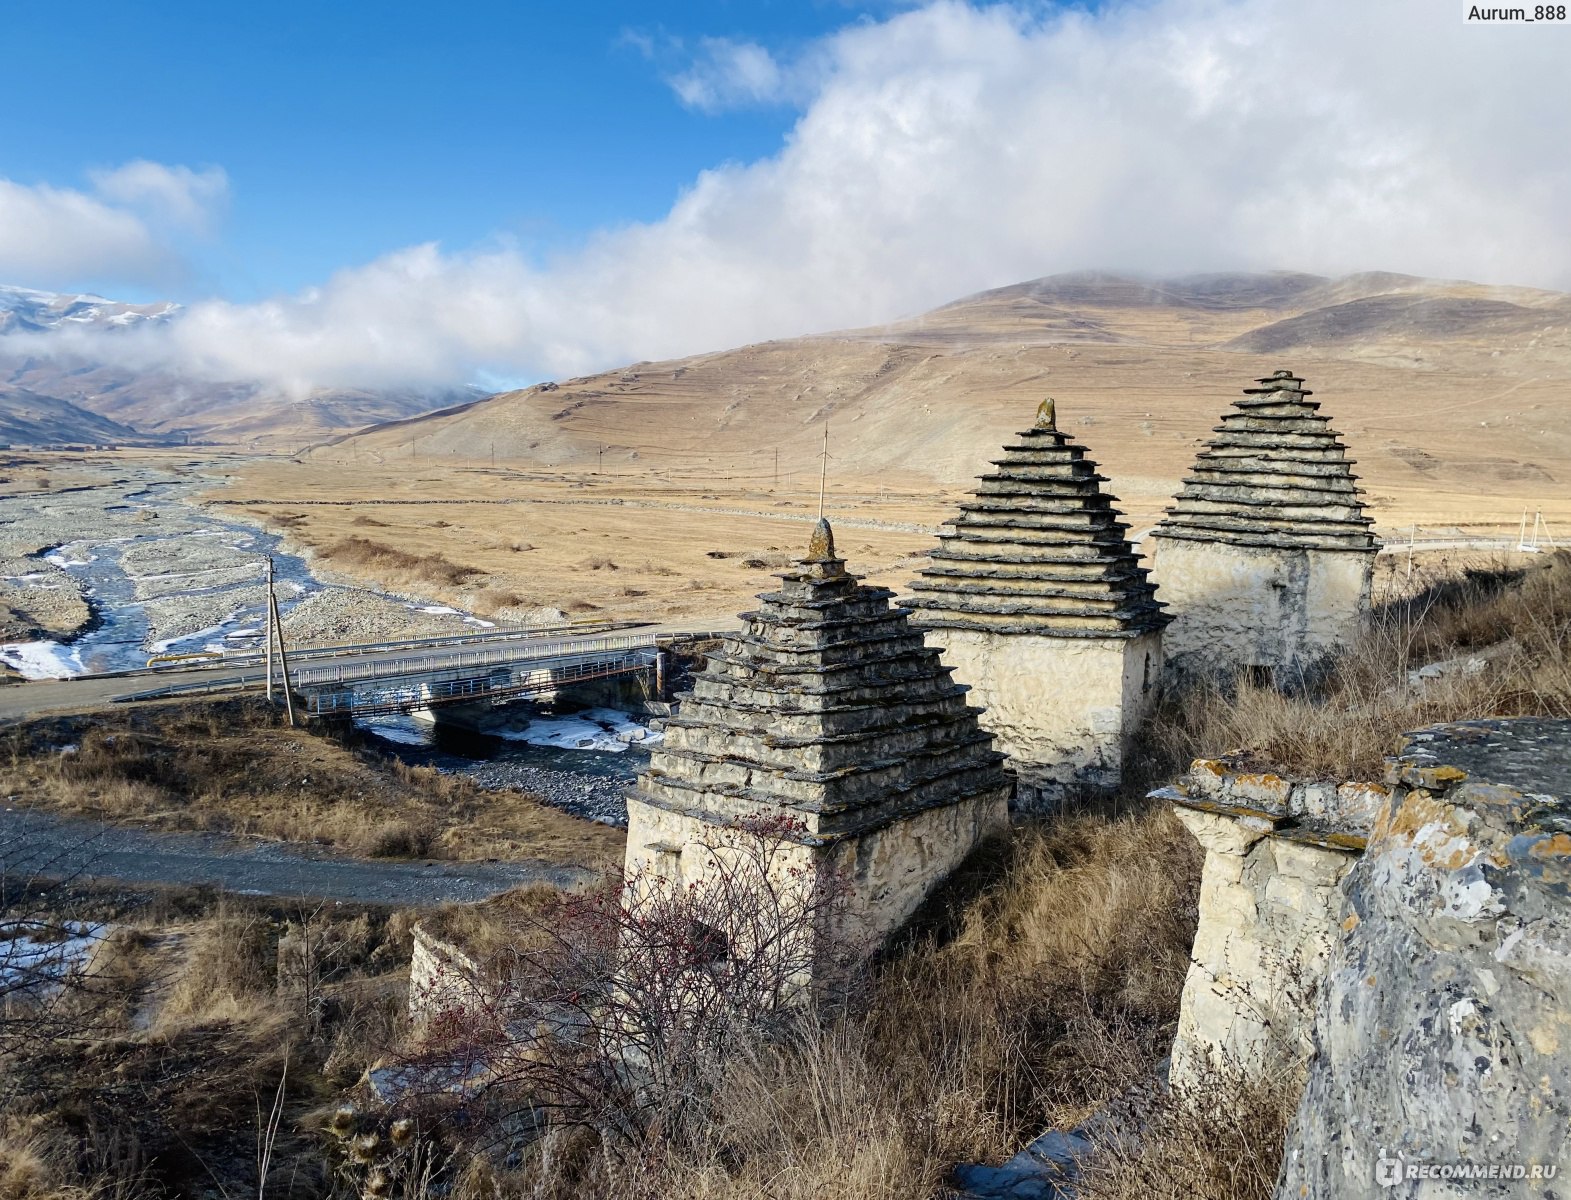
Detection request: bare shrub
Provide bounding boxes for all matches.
[363,806,1197,1197]
[351,514,389,528]
[387,817,856,1168]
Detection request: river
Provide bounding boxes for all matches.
[0,461,654,827]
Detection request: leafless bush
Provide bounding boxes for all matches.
[0,828,117,1068]
[386,816,856,1168]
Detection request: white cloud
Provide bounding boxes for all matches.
[0,161,226,288]
[668,38,800,111]
[89,161,229,235]
[10,0,1571,393]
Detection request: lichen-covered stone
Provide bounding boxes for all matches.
[1277,718,1571,1199]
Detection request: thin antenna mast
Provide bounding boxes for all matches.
[818,423,829,520]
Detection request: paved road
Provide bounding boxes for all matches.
[0,808,592,905]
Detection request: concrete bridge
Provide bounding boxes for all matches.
[0,623,731,722]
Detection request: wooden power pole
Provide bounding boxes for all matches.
[265,557,297,726]
[265,557,275,704]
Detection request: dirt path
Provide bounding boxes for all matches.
[0,808,591,905]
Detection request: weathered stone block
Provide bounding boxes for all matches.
[1277,718,1571,1200]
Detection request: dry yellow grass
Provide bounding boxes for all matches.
[0,698,624,865]
[1152,550,1571,780]
[424,806,1202,1200]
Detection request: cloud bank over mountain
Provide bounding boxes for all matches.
[4,0,1570,394]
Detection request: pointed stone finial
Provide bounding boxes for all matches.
[1034,397,1057,432]
[807,516,837,562]
[1244,369,1311,397]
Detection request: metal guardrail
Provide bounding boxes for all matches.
[304,648,655,717]
[291,632,658,687]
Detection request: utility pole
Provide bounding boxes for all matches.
[818,423,830,520]
[265,557,275,704]
[267,578,295,725]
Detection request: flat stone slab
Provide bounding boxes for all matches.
[1385,717,1571,804]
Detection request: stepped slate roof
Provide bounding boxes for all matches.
[1151,370,1378,553]
[905,401,1169,638]
[635,519,1008,843]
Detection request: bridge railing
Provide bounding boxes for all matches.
[291,633,660,688]
[303,648,655,717]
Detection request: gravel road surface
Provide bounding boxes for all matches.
[0,808,592,905]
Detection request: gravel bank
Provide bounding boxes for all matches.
[461,760,633,827]
[281,586,489,645]
[0,557,91,640]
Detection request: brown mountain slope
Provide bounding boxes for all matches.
[308,270,1571,521]
[233,271,1571,627]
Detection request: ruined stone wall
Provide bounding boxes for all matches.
[1164,760,1386,1084]
[1170,807,1358,1085]
[929,628,1162,804]
[1152,539,1372,679]
[625,791,1007,952]
[408,923,488,1025]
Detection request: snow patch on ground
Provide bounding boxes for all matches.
[0,640,86,679]
[494,708,662,754]
[0,921,109,994]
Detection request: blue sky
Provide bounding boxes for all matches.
[3,0,894,300]
[2,0,1568,392]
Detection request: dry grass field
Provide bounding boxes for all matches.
[211,271,1571,626]
[0,699,624,865]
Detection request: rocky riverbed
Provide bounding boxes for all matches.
[1,455,657,841]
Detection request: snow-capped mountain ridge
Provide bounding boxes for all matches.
[0,282,468,447]
[0,284,180,335]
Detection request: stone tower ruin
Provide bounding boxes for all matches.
[1149,370,1377,681]
[626,518,1010,966]
[906,399,1170,808]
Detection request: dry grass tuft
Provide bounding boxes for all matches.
[157,909,277,1028]
[1,699,622,865]
[1076,1070,1300,1200]
[318,536,483,588]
